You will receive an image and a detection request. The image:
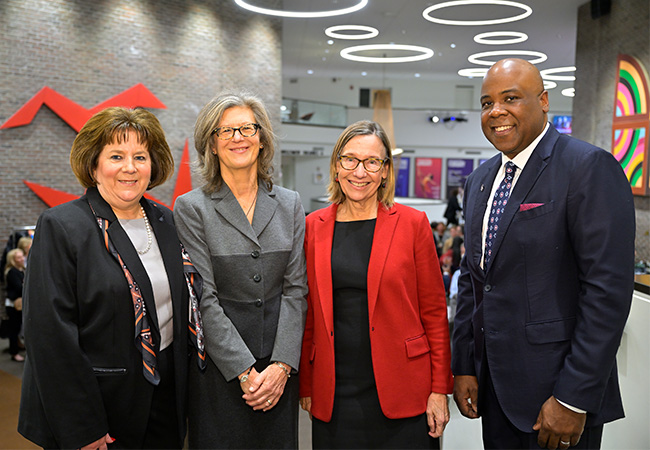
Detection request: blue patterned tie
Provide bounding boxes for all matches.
[484,161,516,267]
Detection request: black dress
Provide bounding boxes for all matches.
[312,219,438,449]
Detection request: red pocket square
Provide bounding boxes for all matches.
[519,203,544,211]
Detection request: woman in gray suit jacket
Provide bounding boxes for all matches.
[174,91,308,449]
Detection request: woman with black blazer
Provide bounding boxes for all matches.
[4,248,26,362]
[18,107,198,449]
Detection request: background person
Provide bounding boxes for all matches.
[4,248,25,362]
[18,107,193,449]
[174,91,308,449]
[299,120,453,449]
[452,58,635,450]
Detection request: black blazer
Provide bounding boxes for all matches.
[18,187,189,449]
[452,126,636,431]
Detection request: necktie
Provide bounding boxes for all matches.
[484,161,516,267]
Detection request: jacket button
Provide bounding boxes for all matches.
[255,299,263,307]
[251,250,260,258]
[484,285,492,292]
[253,273,261,282]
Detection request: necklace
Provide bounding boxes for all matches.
[138,205,153,255]
[245,195,257,218]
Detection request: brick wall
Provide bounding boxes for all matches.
[573,0,650,262]
[0,0,282,245]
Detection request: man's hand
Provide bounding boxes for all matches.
[533,396,586,449]
[452,375,479,419]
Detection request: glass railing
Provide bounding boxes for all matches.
[281,98,347,127]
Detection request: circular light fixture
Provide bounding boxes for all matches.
[392,148,404,156]
[540,66,576,81]
[234,0,368,18]
[468,50,547,66]
[474,31,528,45]
[457,67,489,78]
[340,44,434,63]
[325,25,379,40]
[543,80,557,90]
[561,87,575,97]
[423,1,532,26]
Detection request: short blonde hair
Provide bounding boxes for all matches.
[327,120,395,208]
[193,91,276,194]
[4,248,24,277]
[16,237,32,255]
[70,107,174,189]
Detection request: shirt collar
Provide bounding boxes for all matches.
[500,121,550,170]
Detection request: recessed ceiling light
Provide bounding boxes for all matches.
[457,67,489,78]
[307,69,314,75]
[468,50,547,66]
[340,44,434,63]
[361,71,367,76]
[234,0,368,18]
[543,80,557,90]
[325,25,379,40]
[327,40,334,45]
[422,0,532,26]
[450,43,456,48]
[415,73,421,78]
[474,31,528,45]
[540,66,576,81]
[561,87,575,97]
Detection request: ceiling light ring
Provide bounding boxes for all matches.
[423,0,532,26]
[468,50,548,66]
[561,87,576,98]
[543,80,558,90]
[234,0,368,18]
[474,31,528,45]
[325,25,379,40]
[458,67,489,78]
[540,66,577,81]
[340,44,434,64]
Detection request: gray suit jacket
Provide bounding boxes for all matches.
[174,182,308,381]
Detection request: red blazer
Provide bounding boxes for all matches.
[299,202,453,422]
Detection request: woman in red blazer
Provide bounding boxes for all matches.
[299,120,453,449]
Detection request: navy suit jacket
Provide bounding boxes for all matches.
[452,125,635,432]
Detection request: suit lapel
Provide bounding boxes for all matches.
[251,183,278,240]
[313,205,337,337]
[367,204,398,324]
[484,128,558,272]
[211,183,259,246]
[472,158,501,267]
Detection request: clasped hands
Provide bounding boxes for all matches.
[453,375,585,449]
[239,363,291,412]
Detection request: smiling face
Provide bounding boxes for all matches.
[93,130,151,219]
[337,134,388,208]
[480,58,549,159]
[214,106,261,180]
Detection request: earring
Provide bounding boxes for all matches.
[381,179,387,188]
[260,144,264,149]
[335,174,339,182]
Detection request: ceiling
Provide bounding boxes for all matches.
[277,0,588,90]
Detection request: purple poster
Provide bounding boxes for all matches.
[415,157,442,199]
[395,157,409,197]
[446,158,473,199]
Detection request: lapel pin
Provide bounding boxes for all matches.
[480,184,485,192]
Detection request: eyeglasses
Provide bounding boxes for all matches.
[212,123,260,140]
[338,155,387,173]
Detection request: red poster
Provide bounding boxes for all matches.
[415,157,442,199]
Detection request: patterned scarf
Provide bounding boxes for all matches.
[90,201,206,385]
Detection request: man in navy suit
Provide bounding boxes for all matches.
[452,58,635,450]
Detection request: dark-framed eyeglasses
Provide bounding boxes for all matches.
[338,155,387,173]
[212,123,261,140]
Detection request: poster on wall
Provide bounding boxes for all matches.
[395,157,410,197]
[446,158,473,199]
[414,157,442,199]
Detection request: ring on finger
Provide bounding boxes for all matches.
[560,440,570,446]
[267,399,272,405]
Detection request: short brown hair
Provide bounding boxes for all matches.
[194,91,276,193]
[70,107,174,189]
[327,120,395,208]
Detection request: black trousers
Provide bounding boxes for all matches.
[480,366,603,450]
